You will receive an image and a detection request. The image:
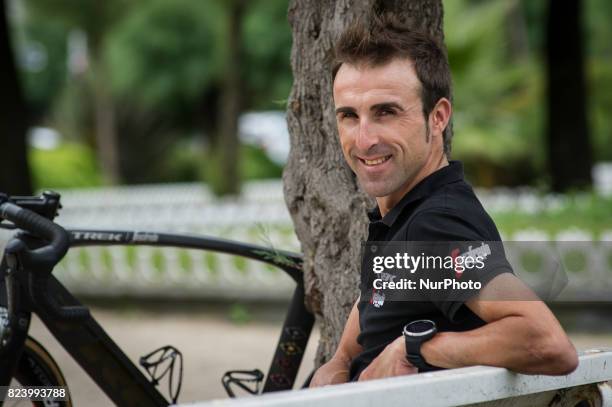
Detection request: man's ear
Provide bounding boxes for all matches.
[430,98,452,138]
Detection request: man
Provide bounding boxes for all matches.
[310,15,578,386]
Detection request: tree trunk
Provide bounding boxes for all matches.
[545,0,592,192]
[284,0,445,366]
[91,59,121,185]
[0,0,32,195]
[213,0,245,196]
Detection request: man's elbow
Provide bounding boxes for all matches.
[552,342,579,375]
[534,335,579,375]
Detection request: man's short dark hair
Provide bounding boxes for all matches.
[332,14,453,156]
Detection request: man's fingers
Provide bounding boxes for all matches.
[330,369,349,382]
[357,367,370,381]
[309,367,350,388]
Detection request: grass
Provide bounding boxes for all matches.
[490,194,612,238]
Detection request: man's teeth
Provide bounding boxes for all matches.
[364,156,390,166]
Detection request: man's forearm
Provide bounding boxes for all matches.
[332,298,363,364]
[310,298,364,387]
[420,315,578,375]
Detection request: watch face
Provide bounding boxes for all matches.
[403,319,436,337]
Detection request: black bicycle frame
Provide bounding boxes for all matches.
[1,228,314,405]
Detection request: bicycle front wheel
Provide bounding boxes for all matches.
[7,336,73,407]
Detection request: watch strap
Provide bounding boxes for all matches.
[405,348,442,372]
[404,326,442,372]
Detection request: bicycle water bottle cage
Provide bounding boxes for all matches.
[139,345,183,404]
[222,369,264,398]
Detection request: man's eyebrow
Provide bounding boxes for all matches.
[370,102,405,112]
[335,103,405,115]
[335,106,356,115]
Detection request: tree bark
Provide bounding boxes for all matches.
[284,0,444,366]
[545,0,592,192]
[0,0,32,195]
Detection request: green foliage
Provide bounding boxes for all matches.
[201,148,227,195]
[590,60,612,161]
[201,143,283,194]
[24,0,136,49]
[228,303,251,324]
[586,0,612,58]
[159,139,204,183]
[29,143,102,190]
[491,193,612,238]
[50,79,94,142]
[17,0,612,188]
[105,0,224,110]
[519,0,546,52]
[239,144,283,180]
[242,0,293,110]
[154,140,283,186]
[444,0,545,185]
[586,0,612,161]
[444,0,612,181]
[16,19,68,116]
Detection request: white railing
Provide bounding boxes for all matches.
[1,181,300,299]
[52,181,300,299]
[1,180,611,299]
[179,349,612,407]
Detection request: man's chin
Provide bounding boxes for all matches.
[359,181,395,198]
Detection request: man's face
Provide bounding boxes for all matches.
[333,58,439,203]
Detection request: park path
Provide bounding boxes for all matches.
[28,307,611,407]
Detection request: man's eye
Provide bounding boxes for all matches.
[378,109,395,116]
[341,112,357,119]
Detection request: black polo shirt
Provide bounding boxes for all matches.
[349,160,512,380]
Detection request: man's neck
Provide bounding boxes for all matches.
[376,155,449,217]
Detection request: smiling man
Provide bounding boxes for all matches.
[309,15,578,387]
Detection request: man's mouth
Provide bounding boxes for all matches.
[360,155,392,166]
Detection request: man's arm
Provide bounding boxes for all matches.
[309,297,364,387]
[358,273,578,381]
[421,273,578,375]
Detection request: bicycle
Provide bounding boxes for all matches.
[0,191,315,406]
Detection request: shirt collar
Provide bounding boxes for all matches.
[367,160,465,227]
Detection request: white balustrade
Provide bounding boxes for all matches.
[2,180,612,300]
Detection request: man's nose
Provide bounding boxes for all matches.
[355,118,379,152]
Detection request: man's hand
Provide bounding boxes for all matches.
[358,336,417,381]
[309,356,351,388]
[310,297,363,388]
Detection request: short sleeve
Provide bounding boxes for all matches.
[404,207,513,322]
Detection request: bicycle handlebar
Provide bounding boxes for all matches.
[0,202,69,265]
[0,201,89,320]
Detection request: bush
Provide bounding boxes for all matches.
[161,140,283,188]
[29,142,102,190]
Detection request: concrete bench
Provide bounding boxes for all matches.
[178,349,612,407]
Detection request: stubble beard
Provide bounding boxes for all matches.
[357,163,420,198]
[356,123,431,198]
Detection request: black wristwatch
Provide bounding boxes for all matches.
[402,319,441,372]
